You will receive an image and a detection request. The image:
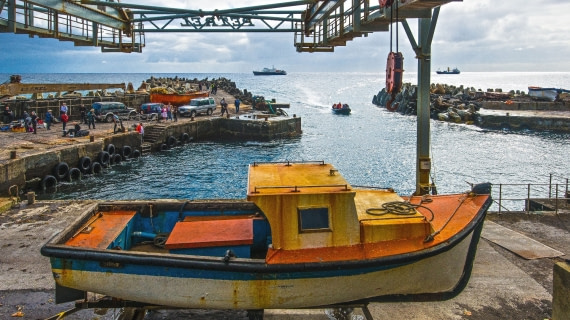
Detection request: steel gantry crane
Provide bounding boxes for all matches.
[0,0,461,194]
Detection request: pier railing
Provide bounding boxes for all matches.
[491,174,569,214]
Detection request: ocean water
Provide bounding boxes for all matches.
[5,72,569,210]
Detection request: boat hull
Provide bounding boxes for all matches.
[150,91,209,106]
[527,86,569,101]
[332,107,351,115]
[436,71,460,74]
[46,229,476,309]
[48,230,473,309]
[42,195,489,309]
[253,71,287,76]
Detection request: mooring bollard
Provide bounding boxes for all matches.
[191,116,195,121]
[90,135,95,142]
[10,150,17,159]
[27,191,35,205]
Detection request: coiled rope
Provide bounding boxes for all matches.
[366,196,435,222]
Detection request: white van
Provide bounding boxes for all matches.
[179,98,216,117]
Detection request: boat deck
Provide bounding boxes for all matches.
[65,211,136,249]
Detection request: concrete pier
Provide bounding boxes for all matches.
[0,114,301,195]
[477,100,570,132]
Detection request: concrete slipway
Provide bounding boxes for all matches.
[0,199,567,320]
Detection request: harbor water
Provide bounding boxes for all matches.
[6,72,569,210]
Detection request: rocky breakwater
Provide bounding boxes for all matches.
[372,83,501,125]
[372,83,570,132]
[135,76,255,105]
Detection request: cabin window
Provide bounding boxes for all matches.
[298,207,330,232]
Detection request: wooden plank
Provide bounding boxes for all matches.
[165,219,253,249]
[65,211,136,249]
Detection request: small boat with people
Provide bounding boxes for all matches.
[253,66,287,76]
[332,102,351,115]
[436,67,460,74]
[41,160,491,314]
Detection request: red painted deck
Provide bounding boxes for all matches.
[65,211,136,249]
[165,219,254,250]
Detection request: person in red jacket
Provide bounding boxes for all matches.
[60,112,69,136]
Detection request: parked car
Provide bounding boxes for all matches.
[92,102,137,122]
[139,102,163,120]
[179,98,216,117]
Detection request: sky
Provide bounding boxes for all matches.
[1,0,570,74]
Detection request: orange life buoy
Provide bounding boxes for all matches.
[385,51,404,94]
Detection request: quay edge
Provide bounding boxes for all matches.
[0,115,302,196]
[477,101,570,132]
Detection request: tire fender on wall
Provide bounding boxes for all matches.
[78,156,91,173]
[52,162,69,180]
[41,175,58,190]
[67,167,82,181]
[106,144,116,156]
[121,145,132,159]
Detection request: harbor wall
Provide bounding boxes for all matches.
[0,116,302,195]
[477,101,570,131]
[476,112,570,132]
[480,101,570,111]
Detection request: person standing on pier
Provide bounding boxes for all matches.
[87,109,96,129]
[60,102,68,118]
[79,105,87,124]
[23,111,30,132]
[44,110,53,130]
[234,98,240,114]
[113,114,124,133]
[60,112,69,135]
[167,103,173,121]
[172,105,178,122]
[161,106,167,122]
[3,106,14,124]
[30,111,38,134]
[220,98,228,117]
[136,122,144,140]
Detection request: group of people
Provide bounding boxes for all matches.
[3,106,39,134]
[3,96,244,136]
[159,103,177,122]
[220,98,241,117]
[332,102,345,109]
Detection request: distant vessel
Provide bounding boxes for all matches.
[253,66,287,76]
[436,67,460,75]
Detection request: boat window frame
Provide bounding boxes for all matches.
[297,206,331,233]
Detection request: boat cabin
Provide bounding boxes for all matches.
[247,161,433,263]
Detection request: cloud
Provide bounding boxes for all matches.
[1,0,570,73]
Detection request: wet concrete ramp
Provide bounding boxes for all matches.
[482,220,565,259]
